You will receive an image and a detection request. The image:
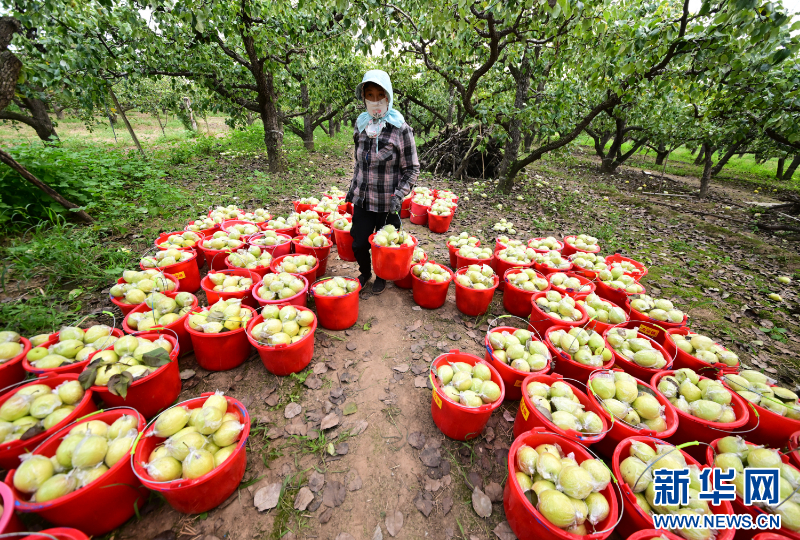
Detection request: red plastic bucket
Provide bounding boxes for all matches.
[400,196,412,218]
[246,310,316,376]
[252,275,309,309]
[625,531,683,540]
[310,278,361,330]
[410,264,453,310]
[20,527,91,540]
[603,254,648,281]
[602,324,674,381]
[453,269,498,316]
[293,201,313,212]
[512,373,608,444]
[292,237,332,277]
[394,253,428,289]
[587,369,679,457]
[122,292,198,355]
[269,255,318,285]
[132,393,250,514]
[430,350,504,440]
[612,436,734,540]
[594,280,645,309]
[200,268,260,309]
[545,325,616,385]
[662,327,739,376]
[575,294,629,336]
[427,210,454,234]
[533,260,574,277]
[650,370,749,461]
[483,325,551,401]
[109,274,181,316]
[247,232,293,258]
[333,225,356,262]
[504,428,619,540]
[561,236,602,258]
[790,431,800,471]
[706,438,799,540]
[88,330,180,418]
[753,535,795,540]
[529,292,588,341]
[139,250,201,292]
[5,408,148,536]
[493,257,533,292]
[527,237,565,253]
[502,268,549,318]
[0,374,97,470]
[0,337,30,391]
[548,272,596,297]
[718,375,800,449]
[369,233,418,281]
[23,329,124,377]
[0,482,23,534]
[154,230,206,267]
[185,307,255,372]
[223,255,271,279]
[409,201,430,225]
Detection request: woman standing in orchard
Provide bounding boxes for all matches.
[346,70,420,295]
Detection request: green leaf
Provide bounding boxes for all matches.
[141,347,171,368]
[107,371,133,398]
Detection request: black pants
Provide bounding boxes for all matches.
[351,203,402,278]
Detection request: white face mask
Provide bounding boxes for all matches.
[365,98,388,119]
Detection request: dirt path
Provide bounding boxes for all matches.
[116,145,798,540]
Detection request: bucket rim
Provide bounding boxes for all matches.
[87,330,180,393]
[8,407,145,512]
[153,230,205,250]
[562,235,602,254]
[269,254,320,277]
[131,393,250,490]
[247,231,292,247]
[139,247,198,271]
[200,268,261,296]
[309,277,361,300]
[0,373,95,454]
[527,237,565,253]
[410,262,454,286]
[245,308,317,351]
[429,351,505,414]
[23,329,125,376]
[530,291,590,327]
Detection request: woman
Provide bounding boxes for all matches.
[346,70,420,295]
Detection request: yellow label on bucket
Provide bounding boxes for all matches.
[173,271,186,280]
[639,325,659,338]
[433,389,442,409]
[514,379,522,387]
[520,399,529,421]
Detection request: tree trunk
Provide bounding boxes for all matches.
[699,145,715,198]
[182,97,197,130]
[154,110,166,136]
[0,148,93,222]
[241,29,285,172]
[110,87,145,158]
[777,157,785,179]
[300,83,314,151]
[710,140,746,177]
[523,131,534,153]
[497,53,531,191]
[0,96,59,143]
[782,155,800,181]
[694,143,707,166]
[655,143,669,165]
[600,117,628,174]
[446,84,455,125]
[602,137,649,174]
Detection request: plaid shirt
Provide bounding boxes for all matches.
[348,122,419,213]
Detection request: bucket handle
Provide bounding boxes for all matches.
[0,533,60,539]
[31,406,144,454]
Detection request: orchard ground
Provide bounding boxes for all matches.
[0,115,799,540]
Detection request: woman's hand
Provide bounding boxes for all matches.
[389,194,402,213]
